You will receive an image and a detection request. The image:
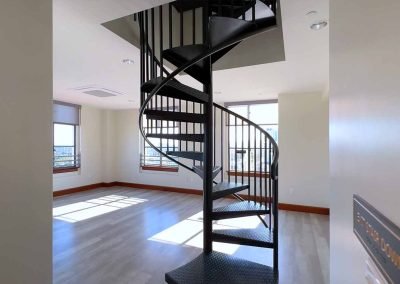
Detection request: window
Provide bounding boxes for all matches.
[53,101,81,173]
[226,100,278,174]
[141,110,179,172]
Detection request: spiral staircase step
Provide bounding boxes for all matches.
[212,228,274,248]
[146,133,205,142]
[144,109,206,123]
[163,44,209,84]
[212,182,249,200]
[193,165,222,179]
[212,200,270,220]
[141,77,209,104]
[165,251,277,284]
[166,151,204,161]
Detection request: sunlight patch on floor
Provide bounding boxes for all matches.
[53,195,148,223]
[149,211,261,255]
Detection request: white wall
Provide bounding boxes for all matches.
[0,1,52,283]
[330,0,400,283]
[53,106,106,191]
[279,93,329,207]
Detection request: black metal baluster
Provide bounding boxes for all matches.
[169,3,173,48]
[252,0,256,22]
[139,12,145,106]
[242,0,246,20]
[145,11,149,82]
[227,114,231,183]
[193,8,196,44]
[179,100,182,151]
[192,101,196,165]
[180,9,184,46]
[173,98,177,152]
[159,6,163,75]
[200,104,203,167]
[254,127,257,202]
[186,100,188,151]
[234,116,238,184]
[241,120,244,185]
[269,139,272,230]
[220,108,224,183]
[151,8,155,78]
[260,129,262,203]
[248,123,250,199]
[214,107,216,167]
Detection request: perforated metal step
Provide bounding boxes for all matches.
[213,228,274,248]
[141,77,209,103]
[213,200,270,220]
[163,44,209,84]
[193,165,221,179]
[146,133,204,142]
[165,252,278,284]
[167,151,204,161]
[212,182,248,200]
[144,109,206,123]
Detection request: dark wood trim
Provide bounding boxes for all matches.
[113,182,202,196]
[53,182,115,197]
[141,165,179,172]
[54,182,329,215]
[278,203,329,215]
[227,171,270,178]
[53,167,80,174]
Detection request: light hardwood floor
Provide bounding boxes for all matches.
[53,187,329,284]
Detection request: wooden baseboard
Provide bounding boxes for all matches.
[113,182,203,196]
[53,182,114,197]
[54,181,329,215]
[278,203,329,215]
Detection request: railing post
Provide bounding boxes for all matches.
[202,0,213,254]
[272,164,279,274]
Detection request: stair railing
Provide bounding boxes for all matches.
[136,0,279,268]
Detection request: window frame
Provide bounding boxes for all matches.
[225,99,278,176]
[53,122,80,174]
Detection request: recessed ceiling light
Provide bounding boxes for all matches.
[122,59,134,64]
[310,20,328,31]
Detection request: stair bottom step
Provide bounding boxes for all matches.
[165,252,277,284]
[213,228,274,248]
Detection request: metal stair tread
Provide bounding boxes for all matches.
[193,165,221,179]
[163,44,209,84]
[144,109,206,123]
[212,182,249,200]
[210,16,255,48]
[165,251,277,284]
[146,133,204,142]
[141,77,208,103]
[212,228,274,248]
[166,151,204,161]
[212,200,270,220]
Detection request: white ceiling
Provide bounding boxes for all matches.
[53,0,329,109]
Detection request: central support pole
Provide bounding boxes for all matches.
[202,0,213,254]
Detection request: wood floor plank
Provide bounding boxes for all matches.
[53,187,329,284]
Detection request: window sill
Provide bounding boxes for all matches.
[53,167,80,174]
[141,166,179,173]
[227,171,270,178]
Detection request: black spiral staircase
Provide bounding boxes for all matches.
[135,1,280,283]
